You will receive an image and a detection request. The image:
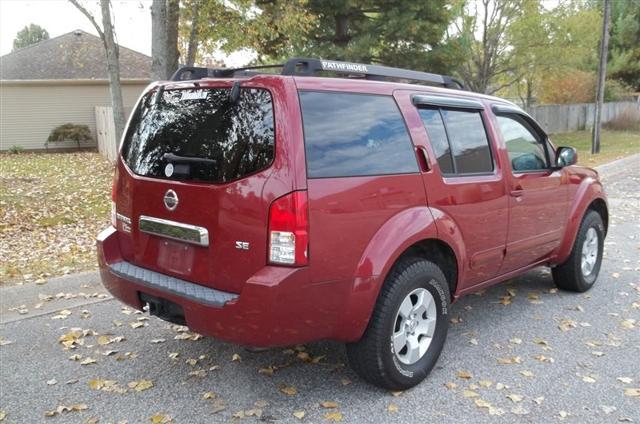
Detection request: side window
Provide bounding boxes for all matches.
[417,109,454,174]
[442,110,493,174]
[496,115,549,172]
[418,107,493,175]
[299,92,418,178]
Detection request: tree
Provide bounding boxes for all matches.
[12,23,49,50]
[185,0,462,75]
[151,0,180,80]
[454,0,525,94]
[608,0,640,90]
[507,2,600,105]
[69,0,125,143]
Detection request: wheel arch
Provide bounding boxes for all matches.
[555,177,608,264]
[395,239,459,301]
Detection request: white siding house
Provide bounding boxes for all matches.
[0,30,151,151]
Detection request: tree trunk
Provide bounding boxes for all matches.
[166,0,180,77]
[151,0,167,80]
[100,0,126,143]
[186,1,199,67]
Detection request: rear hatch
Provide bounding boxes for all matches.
[113,79,295,294]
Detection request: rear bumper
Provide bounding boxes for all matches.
[97,227,372,347]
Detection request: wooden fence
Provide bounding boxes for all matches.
[524,100,639,134]
[95,106,118,163]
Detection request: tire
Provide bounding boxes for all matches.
[552,210,605,292]
[346,257,450,390]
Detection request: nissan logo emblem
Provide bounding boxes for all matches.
[163,189,178,211]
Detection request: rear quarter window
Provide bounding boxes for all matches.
[299,92,418,178]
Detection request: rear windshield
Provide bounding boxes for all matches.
[121,87,275,183]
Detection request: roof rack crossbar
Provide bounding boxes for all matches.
[170,57,465,90]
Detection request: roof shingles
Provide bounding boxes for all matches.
[0,30,151,80]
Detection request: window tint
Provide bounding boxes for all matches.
[497,115,549,172]
[122,88,274,183]
[418,109,454,174]
[299,92,418,178]
[441,110,493,174]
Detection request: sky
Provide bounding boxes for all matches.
[0,0,152,56]
[0,0,251,66]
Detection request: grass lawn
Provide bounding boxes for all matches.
[0,152,113,285]
[551,129,640,167]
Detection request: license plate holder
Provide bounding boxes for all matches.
[157,239,195,276]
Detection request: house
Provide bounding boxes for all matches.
[0,29,151,151]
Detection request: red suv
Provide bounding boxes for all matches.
[98,58,608,389]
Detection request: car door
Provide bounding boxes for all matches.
[492,107,568,274]
[394,91,509,288]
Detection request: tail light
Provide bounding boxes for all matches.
[111,166,119,227]
[268,191,309,266]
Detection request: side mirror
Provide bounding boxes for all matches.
[556,146,578,167]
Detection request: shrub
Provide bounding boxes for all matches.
[540,71,596,104]
[602,107,640,132]
[47,123,93,148]
[540,71,633,104]
[8,145,23,154]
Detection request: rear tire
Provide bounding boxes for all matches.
[552,210,604,292]
[346,257,450,390]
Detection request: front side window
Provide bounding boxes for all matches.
[497,115,549,172]
[419,107,493,175]
[299,92,418,178]
[122,87,275,183]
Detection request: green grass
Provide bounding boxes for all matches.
[551,129,640,167]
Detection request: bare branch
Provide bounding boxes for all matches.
[68,0,104,39]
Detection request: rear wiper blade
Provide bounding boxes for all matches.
[163,153,217,165]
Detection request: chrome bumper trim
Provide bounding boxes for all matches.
[109,261,238,307]
[139,215,209,247]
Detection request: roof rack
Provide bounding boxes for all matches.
[170,57,465,90]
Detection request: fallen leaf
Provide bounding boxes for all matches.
[46,379,57,386]
[320,401,339,409]
[324,411,343,422]
[202,391,216,399]
[340,378,351,386]
[388,403,399,413]
[231,353,242,362]
[445,382,457,390]
[582,376,597,384]
[520,370,535,378]
[463,390,479,398]
[128,380,153,392]
[80,357,96,365]
[456,370,472,379]
[149,414,172,423]
[617,377,633,384]
[506,394,524,403]
[258,366,275,376]
[624,388,640,397]
[293,410,305,420]
[150,338,166,344]
[533,396,545,405]
[511,406,529,415]
[279,384,297,396]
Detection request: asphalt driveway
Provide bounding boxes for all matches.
[1,157,638,423]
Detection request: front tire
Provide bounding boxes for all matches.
[552,210,605,292]
[346,257,450,390]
